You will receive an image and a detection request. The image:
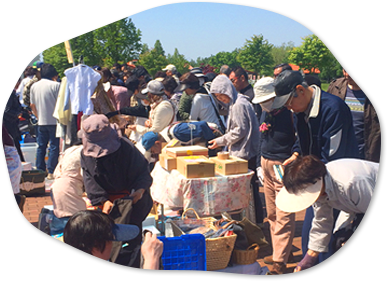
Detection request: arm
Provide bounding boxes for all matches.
[135,102,173,135]
[122,138,153,193]
[294,200,333,272]
[320,100,360,162]
[189,95,201,121]
[178,92,192,121]
[30,103,38,119]
[215,102,248,147]
[80,153,109,207]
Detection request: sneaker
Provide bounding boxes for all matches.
[270,262,287,275]
[46,173,55,180]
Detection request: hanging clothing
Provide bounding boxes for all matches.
[64,64,101,115]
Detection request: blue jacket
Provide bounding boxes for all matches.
[295,87,360,163]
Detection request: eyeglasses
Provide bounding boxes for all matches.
[230,76,240,84]
[285,89,298,107]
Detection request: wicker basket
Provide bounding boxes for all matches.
[232,243,259,265]
[166,208,237,271]
[206,234,237,271]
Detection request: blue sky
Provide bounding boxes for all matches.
[130,3,312,61]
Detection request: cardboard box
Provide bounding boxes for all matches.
[177,156,215,178]
[159,153,177,171]
[210,156,249,175]
[166,145,208,158]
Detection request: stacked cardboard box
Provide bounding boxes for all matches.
[176,155,215,178]
[158,145,217,178]
[210,154,248,176]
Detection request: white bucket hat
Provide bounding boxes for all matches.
[252,77,276,104]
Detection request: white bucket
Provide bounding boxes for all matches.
[20,143,38,167]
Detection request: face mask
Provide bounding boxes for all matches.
[260,99,274,112]
[141,99,150,106]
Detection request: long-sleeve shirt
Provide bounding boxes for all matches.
[189,93,221,129]
[214,94,260,160]
[309,158,377,252]
[81,138,152,206]
[258,107,301,166]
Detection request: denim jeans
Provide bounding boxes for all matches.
[36,125,59,174]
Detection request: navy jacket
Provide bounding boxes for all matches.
[295,87,360,163]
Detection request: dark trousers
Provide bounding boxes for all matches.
[36,125,59,174]
[248,156,264,224]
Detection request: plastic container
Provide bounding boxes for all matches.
[20,142,38,167]
[157,234,207,270]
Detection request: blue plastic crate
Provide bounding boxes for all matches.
[158,234,206,270]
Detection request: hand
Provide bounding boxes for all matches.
[282,152,299,166]
[131,189,145,204]
[256,166,264,185]
[141,231,164,270]
[128,125,137,131]
[208,139,219,150]
[145,119,152,128]
[102,200,113,214]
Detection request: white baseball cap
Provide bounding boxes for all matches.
[252,77,276,104]
[162,64,177,73]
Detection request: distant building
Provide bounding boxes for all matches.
[289,63,320,74]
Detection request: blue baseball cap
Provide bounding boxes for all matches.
[112,223,140,241]
[142,131,159,151]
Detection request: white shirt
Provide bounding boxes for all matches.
[64,64,101,115]
[189,93,220,128]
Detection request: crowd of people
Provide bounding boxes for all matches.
[3,59,380,274]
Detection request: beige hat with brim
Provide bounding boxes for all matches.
[276,179,323,213]
[252,77,276,104]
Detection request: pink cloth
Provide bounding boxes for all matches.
[111,85,130,110]
[150,162,253,216]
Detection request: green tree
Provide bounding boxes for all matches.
[138,40,169,76]
[237,34,274,76]
[167,48,190,74]
[271,41,295,67]
[208,49,239,72]
[43,17,142,75]
[93,18,142,66]
[288,34,333,74]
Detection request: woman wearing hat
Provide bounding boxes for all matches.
[251,77,301,275]
[80,114,153,267]
[277,155,377,272]
[127,80,175,136]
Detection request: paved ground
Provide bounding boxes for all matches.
[21,181,305,274]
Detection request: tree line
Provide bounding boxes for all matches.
[43,17,342,82]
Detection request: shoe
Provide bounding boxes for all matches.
[269,262,287,275]
[46,173,55,180]
[263,255,274,265]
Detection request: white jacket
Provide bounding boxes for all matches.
[309,158,378,252]
[136,99,175,135]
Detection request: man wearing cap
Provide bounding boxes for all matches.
[273,70,360,266]
[163,64,180,84]
[273,70,359,165]
[276,155,377,272]
[80,114,153,267]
